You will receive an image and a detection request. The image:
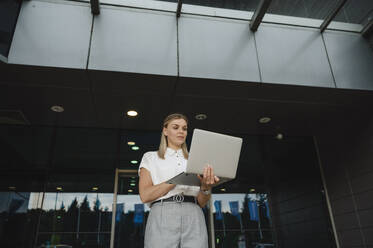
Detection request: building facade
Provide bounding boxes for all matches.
[1,0,373,247]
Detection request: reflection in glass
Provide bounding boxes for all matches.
[0,123,337,247]
[32,169,115,247]
[36,192,113,248]
[0,125,53,170]
[155,0,259,12]
[212,193,274,248]
[184,0,259,12]
[114,176,149,248]
[0,190,41,248]
[266,0,339,20]
[0,170,44,248]
[114,194,148,248]
[53,127,118,170]
[118,130,159,170]
[333,0,373,25]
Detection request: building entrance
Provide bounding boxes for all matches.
[0,124,338,248]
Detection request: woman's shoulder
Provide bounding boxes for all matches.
[142,151,159,160]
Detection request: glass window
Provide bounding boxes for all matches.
[183,0,259,12]
[331,0,373,31]
[212,193,274,248]
[0,125,53,169]
[53,127,118,170]
[35,172,114,248]
[0,123,337,247]
[155,0,340,21]
[113,175,148,248]
[0,173,45,248]
[211,135,335,248]
[118,130,160,170]
[155,0,260,12]
[266,0,339,20]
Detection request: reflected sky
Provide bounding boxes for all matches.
[24,192,262,214]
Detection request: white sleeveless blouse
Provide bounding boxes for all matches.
[138,148,200,203]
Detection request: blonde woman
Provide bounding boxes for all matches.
[138,113,220,248]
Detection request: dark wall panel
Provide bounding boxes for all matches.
[0,0,21,57]
[316,113,373,248]
[265,137,335,248]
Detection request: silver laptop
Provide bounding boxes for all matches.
[167,129,242,186]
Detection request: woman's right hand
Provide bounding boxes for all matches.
[197,164,220,191]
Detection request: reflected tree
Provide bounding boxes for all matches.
[80,195,90,212]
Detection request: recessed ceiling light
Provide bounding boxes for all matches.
[127,141,135,146]
[276,133,283,140]
[128,189,133,193]
[130,160,138,165]
[51,106,64,113]
[92,187,98,191]
[250,188,255,192]
[131,146,139,151]
[195,113,207,120]
[8,186,16,190]
[127,110,138,117]
[56,187,63,191]
[220,188,226,192]
[130,183,136,187]
[259,117,271,124]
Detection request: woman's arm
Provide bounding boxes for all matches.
[197,188,211,208]
[139,168,176,203]
[197,165,219,208]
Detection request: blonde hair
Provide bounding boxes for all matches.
[158,113,189,159]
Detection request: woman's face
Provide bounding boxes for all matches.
[163,118,187,149]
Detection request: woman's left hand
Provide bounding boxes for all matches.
[197,164,220,191]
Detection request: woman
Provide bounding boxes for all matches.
[138,113,220,248]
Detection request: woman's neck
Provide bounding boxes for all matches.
[168,144,181,151]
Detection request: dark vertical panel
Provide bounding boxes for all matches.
[316,112,373,248]
[0,0,21,57]
[264,136,336,248]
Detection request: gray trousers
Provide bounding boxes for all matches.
[145,201,208,248]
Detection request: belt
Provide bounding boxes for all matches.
[150,194,196,208]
